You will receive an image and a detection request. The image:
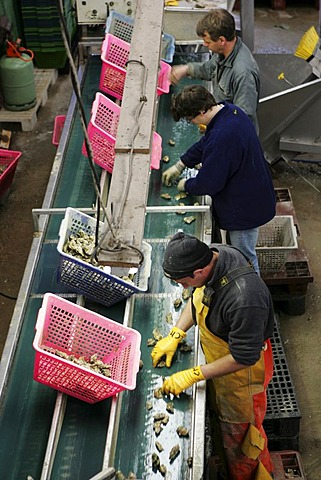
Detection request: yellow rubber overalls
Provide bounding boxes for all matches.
[193,284,274,480]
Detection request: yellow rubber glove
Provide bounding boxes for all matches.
[162,366,205,396]
[151,326,186,368]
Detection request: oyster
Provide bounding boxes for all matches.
[177,426,189,437]
[153,421,163,436]
[169,444,180,463]
[152,328,163,341]
[0,164,9,175]
[147,338,157,347]
[153,413,167,421]
[152,453,161,471]
[183,216,196,224]
[173,298,182,309]
[146,400,153,410]
[63,230,96,262]
[176,202,187,215]
[175,192,187,200]
[166,313,173,325]
[52,350,111,377]
[182,288,191,300]
[166,401,174,414]
[154,387,164,399]
[168,138,176,146]
[157,360,166,368]
[179,341,192,353]
[159,464,167,477]
[155,441,164,452]
[120,274,134,283]
[161,193,171,200]
[161,414,169,425]
[116,472,126,480]
[162,155,170,163]
[128,473,136,480]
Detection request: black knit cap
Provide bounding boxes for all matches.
[163,232,213,280]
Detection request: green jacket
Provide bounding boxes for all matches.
[187,37,260,133]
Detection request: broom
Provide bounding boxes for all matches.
[295,26,319,60]
[295,26,321,78]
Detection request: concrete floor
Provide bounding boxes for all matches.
[0,4,321,479]
[253,6,321,479]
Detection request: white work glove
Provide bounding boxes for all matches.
[169,65,190,85]
[177,178,187,192]
[162,160,185,186]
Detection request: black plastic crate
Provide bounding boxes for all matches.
[267,433,300,452]
[209,451,307,480]
[265,317,301,438]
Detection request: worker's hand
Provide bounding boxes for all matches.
[162,366,205,396]
[162,161,185,186]
[151,326,186,368]
[177,178,187,192]
[169,65,189,85]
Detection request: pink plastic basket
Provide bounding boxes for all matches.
[52,115,66,146]
[33,293,142,403]
[82,92,161,172]
[0,149,22,203]
[99,33,171,100]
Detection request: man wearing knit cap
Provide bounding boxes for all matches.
[151,232,274,480]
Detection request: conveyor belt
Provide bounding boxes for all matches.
[0,54,209,479]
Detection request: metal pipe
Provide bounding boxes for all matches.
[240,0,254,52]
[40,393,67,480]
[32,205,210,231]
[88,468,116,480]
[40,295,86,479]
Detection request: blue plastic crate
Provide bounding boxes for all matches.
[57,208,151,306]
[105,10,175,63]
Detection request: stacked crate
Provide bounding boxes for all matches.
[210,451,307,479]
[262,188,313,315]
[20,0,77,69]
[265,316,301,451]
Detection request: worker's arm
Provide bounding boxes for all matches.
[201,354,247,379]
[151,298,194,367]
[162,353,248,396]
[162,159,186,186]
[169,64,190,84]
[173,297,195,332]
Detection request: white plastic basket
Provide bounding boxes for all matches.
[105,10,175,63]
[57,208,151,306]
[256,216,298,271]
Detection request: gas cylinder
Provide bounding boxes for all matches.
[0,42,36,111]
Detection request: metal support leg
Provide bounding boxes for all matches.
[240,0,254,52]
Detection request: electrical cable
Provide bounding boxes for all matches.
[0,290,17,300]
[56,0,146,266]
[92,59,148,266]
[55,0,115,245]
[283,159,321,193]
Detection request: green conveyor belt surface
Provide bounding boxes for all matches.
[0,54,207,479]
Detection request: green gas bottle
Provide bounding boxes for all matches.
[0,42,37,111]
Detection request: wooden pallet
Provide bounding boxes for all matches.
[0,69,58,132]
